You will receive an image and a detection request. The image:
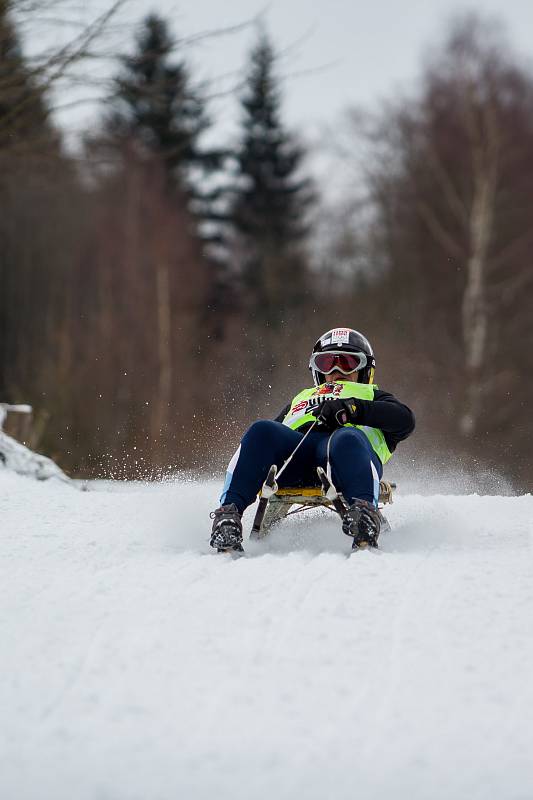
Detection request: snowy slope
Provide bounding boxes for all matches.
[1,472,532,800]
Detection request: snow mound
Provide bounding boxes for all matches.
[1,473,532,800]
[0,430,69,483]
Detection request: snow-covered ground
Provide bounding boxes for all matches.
[1,471,532,800]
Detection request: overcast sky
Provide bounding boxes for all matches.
[22,0,533,176]
[165,0,533,128]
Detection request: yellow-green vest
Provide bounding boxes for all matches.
[282,381,392,464]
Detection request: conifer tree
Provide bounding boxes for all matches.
[231,30,314,321]
[104,11,229,303]
[107,14,220,196]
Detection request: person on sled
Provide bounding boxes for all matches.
[210,328,415,553]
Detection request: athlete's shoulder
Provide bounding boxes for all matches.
[372,387,411,405]
[372,387,394,400]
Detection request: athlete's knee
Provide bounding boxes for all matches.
[242,419,285,447]
[329,426,367,457]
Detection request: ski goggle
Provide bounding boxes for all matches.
[309,351,368,375]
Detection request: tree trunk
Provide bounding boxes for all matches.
[154,260,172,441]
[460,97,499,436]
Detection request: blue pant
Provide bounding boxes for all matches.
[220,420,383,514]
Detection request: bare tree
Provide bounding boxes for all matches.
[329,13,533,485]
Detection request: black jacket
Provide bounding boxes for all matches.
[274,388,415,454]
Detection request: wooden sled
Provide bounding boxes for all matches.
[250,466,395,540]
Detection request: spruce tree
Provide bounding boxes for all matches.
[231,30,314,321]
[107,14,220,196]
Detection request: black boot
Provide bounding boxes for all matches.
[210,504,243,552]
[342,500,381,549]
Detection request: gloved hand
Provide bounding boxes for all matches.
[312,398,358,430]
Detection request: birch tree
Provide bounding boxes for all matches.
[346,14,533,453]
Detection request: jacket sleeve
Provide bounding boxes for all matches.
[354,389,415,452]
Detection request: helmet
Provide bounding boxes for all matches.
[309,327,376,386]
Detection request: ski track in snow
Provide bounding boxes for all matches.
[1,471,532,800]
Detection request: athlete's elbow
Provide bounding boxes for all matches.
[403,408,416,437]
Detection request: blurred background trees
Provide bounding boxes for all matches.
[1,3,532,487]
[332,13,533,486]
[230,31,314,324]
[0,0,85,447]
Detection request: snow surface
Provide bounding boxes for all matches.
[1,471,532,800]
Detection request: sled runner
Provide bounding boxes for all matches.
[250,464,395,540]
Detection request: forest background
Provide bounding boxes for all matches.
[1,0,532,489]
